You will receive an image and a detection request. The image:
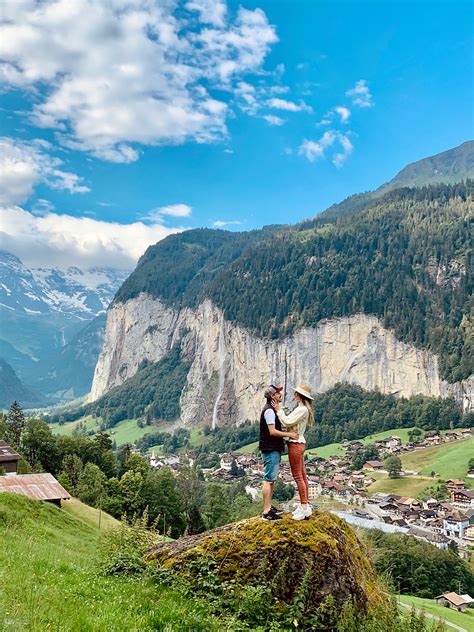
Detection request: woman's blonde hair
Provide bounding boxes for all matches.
[296,384,314,426]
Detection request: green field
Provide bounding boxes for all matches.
[48,415,174,448]
[0,493,227,630]
[367,437,474,496]
[400,437,474,483]
[399,595,474,630]
[368,473,434,497]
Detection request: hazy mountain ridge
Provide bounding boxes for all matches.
[0,357,46,408]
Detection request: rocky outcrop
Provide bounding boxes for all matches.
[89,294,473,425]
[145,511,388,619]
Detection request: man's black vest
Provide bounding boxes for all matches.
[259,402,284,452]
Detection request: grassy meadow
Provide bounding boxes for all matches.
[0,493,228,631]
[399,595,474,630]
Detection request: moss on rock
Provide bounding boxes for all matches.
[146,510,387,616]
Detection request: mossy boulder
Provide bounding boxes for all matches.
[146,510,387,616]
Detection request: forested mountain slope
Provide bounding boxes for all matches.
[115,182,473,382]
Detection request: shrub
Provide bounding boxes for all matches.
[98,512,158,576]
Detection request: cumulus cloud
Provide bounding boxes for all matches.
[267,98,312,112]
[142,203,193,222]
[0,0,278,162]
[186,0,227,26]
[346,80,374,108]
[334,106,351,123]
[298,130,353,167]
[262,114,285,126]
[0,137,89,205]
[212,220,242,228]
[0,205,182,269]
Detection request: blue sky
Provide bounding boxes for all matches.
[0,0,472,269]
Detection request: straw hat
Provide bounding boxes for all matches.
[294,383,314,400]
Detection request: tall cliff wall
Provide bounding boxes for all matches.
[89,294,473,425]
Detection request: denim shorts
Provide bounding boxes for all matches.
[262,450,281,482]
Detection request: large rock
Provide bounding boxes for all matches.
[89,294,473,423]
[146,511,387,617]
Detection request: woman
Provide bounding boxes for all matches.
[273,384,314,520]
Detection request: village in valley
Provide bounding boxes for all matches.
[148,427,474,548]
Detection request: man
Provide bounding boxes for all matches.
[259,384,298,521]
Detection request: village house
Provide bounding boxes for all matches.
[0,441,20,475]
[363,460,385,472]
[407,526,450,550]
[467,470,474,479]
[443,511,470,539]
[451,489,474,509]
[435,592,472,612]
[464,524,474,542]
[446,479,466,491]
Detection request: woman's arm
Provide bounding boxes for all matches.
[276,406,307,428]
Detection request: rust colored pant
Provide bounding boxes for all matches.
[288,442,309,504]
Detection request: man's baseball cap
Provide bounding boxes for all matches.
[264,384,283,398]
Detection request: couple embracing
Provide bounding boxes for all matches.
[259,383,314,521]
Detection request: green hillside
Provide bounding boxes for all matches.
[399,595,474,630]
[0,493,225,630]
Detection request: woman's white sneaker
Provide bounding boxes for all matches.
[292,506,307,520]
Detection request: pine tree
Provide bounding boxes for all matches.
[6,401,25,448]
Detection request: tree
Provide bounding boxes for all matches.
[119,470,144,517]
[141,467,185,537]
[204,483,232,530]
[273,478,295,501]
[102,477,124,517]
[408,428,424,444]
[6,401,25,448]
[384,456,402,479]
[60,454,83,490]
[22,418,60,474]
[76,463,107,507]
[468,457,474,471]
[176,465,205,533]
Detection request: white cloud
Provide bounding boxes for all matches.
[0,205,183,269]
[143,203,193,222]
[317,118,332,127]
[267,98,312,113]
[0,137,89,205]
[345,80,374,108]
[0,1,278,162]
[334,106,351,123]
[262,114,285,126]
[186,0,226,26]
[212,220,242,228]
[298,130,353,167]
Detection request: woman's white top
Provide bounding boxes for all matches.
[277,403,308,443]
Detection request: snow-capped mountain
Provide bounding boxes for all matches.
[0,250,129,320]
[0,250,130,403]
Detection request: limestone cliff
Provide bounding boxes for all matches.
[89,294,473,424]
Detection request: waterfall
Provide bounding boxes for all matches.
[212,321,226,429]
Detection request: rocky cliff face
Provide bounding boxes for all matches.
[90,294,473,424]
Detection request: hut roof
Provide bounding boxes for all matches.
[0,473,71,501]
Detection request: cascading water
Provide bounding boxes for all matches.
[211,321,226,429]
